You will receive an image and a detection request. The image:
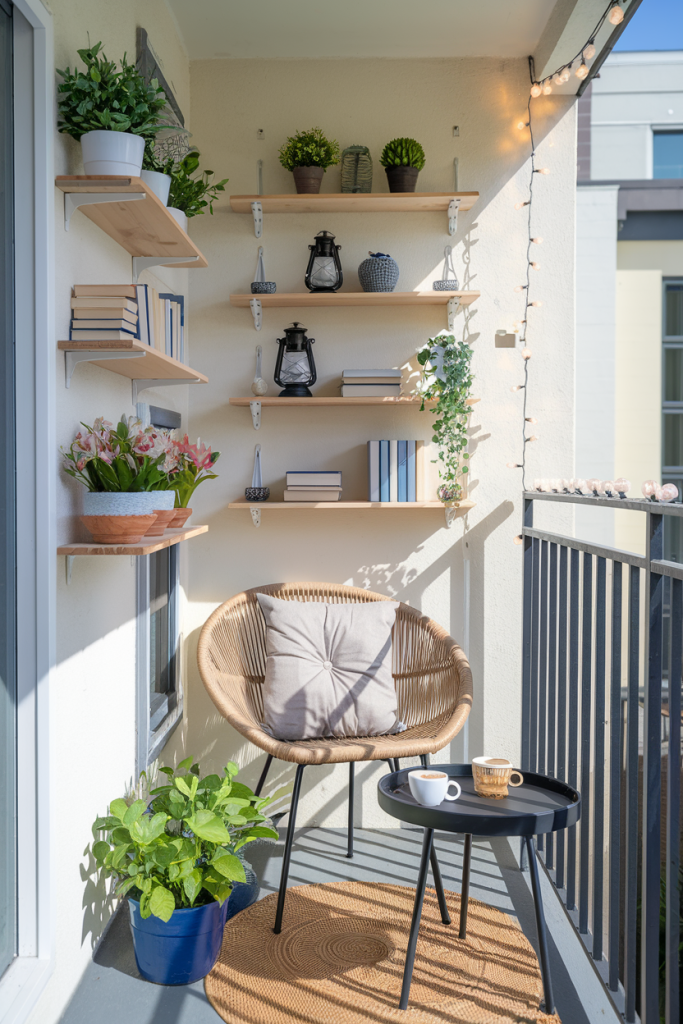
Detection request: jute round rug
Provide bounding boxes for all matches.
[205,881,561,1024]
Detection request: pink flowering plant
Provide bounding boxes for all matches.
[171,435,220,509]
[61,415,179,492]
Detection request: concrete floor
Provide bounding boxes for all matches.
[58,827,616,1024]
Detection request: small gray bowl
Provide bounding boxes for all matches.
[433,279,459,291]
[245,487,270,502]
[251,282,277,294]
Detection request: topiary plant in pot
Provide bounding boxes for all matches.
[278,127,340,194]
[91,757,278,985]
[380,137,426,193]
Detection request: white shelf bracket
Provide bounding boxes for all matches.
[251,200,263,238]
[132,255,199,285]
[132,376,201,405]
[64,191,145,231]
[65,555,75,585]
[447,297,461,331]
[65,348,146,388]
[249,400,262,430]
[249,298,262,331]
[444,505,460,529]
[448,198,461,236]
[249,508,262,528]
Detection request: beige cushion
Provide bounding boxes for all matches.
[256,594,403,741]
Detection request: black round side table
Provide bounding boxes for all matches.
[377,763,580,1013]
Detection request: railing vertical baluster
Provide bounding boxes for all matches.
[530,538,541,774]
[538,541,549,853]
[592,556,606,961]
[642,511,663,1024]
[624,565,640,1023]
[567,547,580,911]
[556,545,568,891]
[666,575,681,1024]
[608,561,623,992]
[579,551,593,934]
[546,543,558,870]
[521,498,534,777]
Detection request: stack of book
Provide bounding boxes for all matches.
[367,440,441,502]
[284,471,342,502]
[70,284,185,362]
[341,369,401,398]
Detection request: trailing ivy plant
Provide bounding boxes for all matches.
[417,333,474,502]
[91,757,277,922]
[278,127,340,171]
[56,42,166,141]
[168,151,228,217]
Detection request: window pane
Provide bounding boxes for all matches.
[664,412,683,468]
[663,477,683,562]
[664,347,683,402]
[665,283,683,338]
[149,548,171,698]
[653,131,683,179]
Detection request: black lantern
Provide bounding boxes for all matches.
[305,230,343,292]
[274,322,317,397]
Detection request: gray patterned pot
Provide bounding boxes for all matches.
[358,252,399,293]
[251,282,277,294]
[245,487,270,502]
[83,492,158,516]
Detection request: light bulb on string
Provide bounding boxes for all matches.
[609,4,624,26]
[513,535,524,545]
[535,167,551,175]
[525,435,539,443]
[560,68,571,83]
[514,200,530,210]
[510,384,525,392]
[529,300,543,307]
[530,261,541,270]
[543,81,553,95]
[521,348,532,360]
[530,83,542,98]
[517,120,529,131]
[525,417,537,424]
[531,237,543,244]
[575,62,589,80]
[552,72,563,86]
[506,462,522,469]
[583,41,596,60]
[514,285,528,293]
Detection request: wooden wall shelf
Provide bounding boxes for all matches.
[230,291,478,309]
[230,499,474,511]
[58,525,208,557]
[58,339,208,396]
[229,396,480,407]
[55,176,208,269]
[230,192,479,214]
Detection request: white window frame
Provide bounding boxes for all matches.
[0,0,55,1022]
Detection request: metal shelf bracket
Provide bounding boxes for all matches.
[447,297,461,331]
[132,376,200,405]
[132,255,199,284]
[64,191,145,231]
[448,198,461,236]
[65,555,75,585]
[251,201,263,238]
[64,348,146,388]
[250,298,262,331]
[445,506,460,529]
[249,508,262,528]
[250,400,262,429]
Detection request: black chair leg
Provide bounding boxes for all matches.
[399,827,433,1010]
[459,833,472,938]
[273,764,305,934]
[525,835,555,1013]
[255,753,273,797]
[347,762,355,859]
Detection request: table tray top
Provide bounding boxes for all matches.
[377,764,580,837]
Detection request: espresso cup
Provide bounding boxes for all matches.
[472,756,524,799]
[408,769,461,807]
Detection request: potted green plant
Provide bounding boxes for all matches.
[278,127,340,194]
[61,415,179,543]
[91,757,277,985]
[417,333,474,504]
[380,137,426,193]
[167,151,228,231]
[141,140,174,205]
[57,42,166,176]
[168,435,221,528]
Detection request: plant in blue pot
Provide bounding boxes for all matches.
[90,757,277,985]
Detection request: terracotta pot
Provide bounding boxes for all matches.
[144,509,178,537]
[169,508,193,528]
[292,166,324,194]
[385,166,420,193]
[80,514,157,545]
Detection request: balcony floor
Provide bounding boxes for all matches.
[59,827,618,1024]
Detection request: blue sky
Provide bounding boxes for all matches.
[614,0,683,50]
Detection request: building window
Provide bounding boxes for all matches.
[136,405,183,770]
[653,130,683,179]
[663,280,683,562]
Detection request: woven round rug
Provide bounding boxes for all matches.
[205,881,561,1024]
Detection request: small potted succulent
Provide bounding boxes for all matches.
[380,137,426,193]
[168,435,221,528]
[278,127,340,194]
[57,42,166,176]
[167,151,228,231]
[91,757,277,985]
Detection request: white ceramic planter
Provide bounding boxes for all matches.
[167,207,188,232]
[149,490,176,511]
[141,170,172,206]
[83,492,157,516]
[80,130,144,176]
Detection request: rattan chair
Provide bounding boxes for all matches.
[197,582,473,932]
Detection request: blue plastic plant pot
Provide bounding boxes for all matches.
[225,867,259,921]
[128,897,230,986]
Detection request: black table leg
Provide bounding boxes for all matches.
[418,754,450,924]
[347,762,354,859]
[399,827,434,1010]
[525,835,555,1014]
[273,764,305,934]
[459,833,472,939]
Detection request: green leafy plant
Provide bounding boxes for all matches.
[167,151,228,217]
[380,137,426,171]
[417,334,473,501]
[91,757,278,922]
[56,41,166,141]
[142,139,174,174]
[278,127,340,172]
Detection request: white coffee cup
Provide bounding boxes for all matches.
[408,769,461,807]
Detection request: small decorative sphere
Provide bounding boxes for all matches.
[659,483,679,502]
[251,377,268,396]
[437,482,462,505]
[614,477,630,495]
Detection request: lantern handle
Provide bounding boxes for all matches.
[252,444,263,488]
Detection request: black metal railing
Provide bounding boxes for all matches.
[521,492,682,1024]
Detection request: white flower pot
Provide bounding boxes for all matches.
[149,490,175,511]
[141,170,172,206]
[167,207,188,232]
[83,492,157,516]
[80,130,145,176]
